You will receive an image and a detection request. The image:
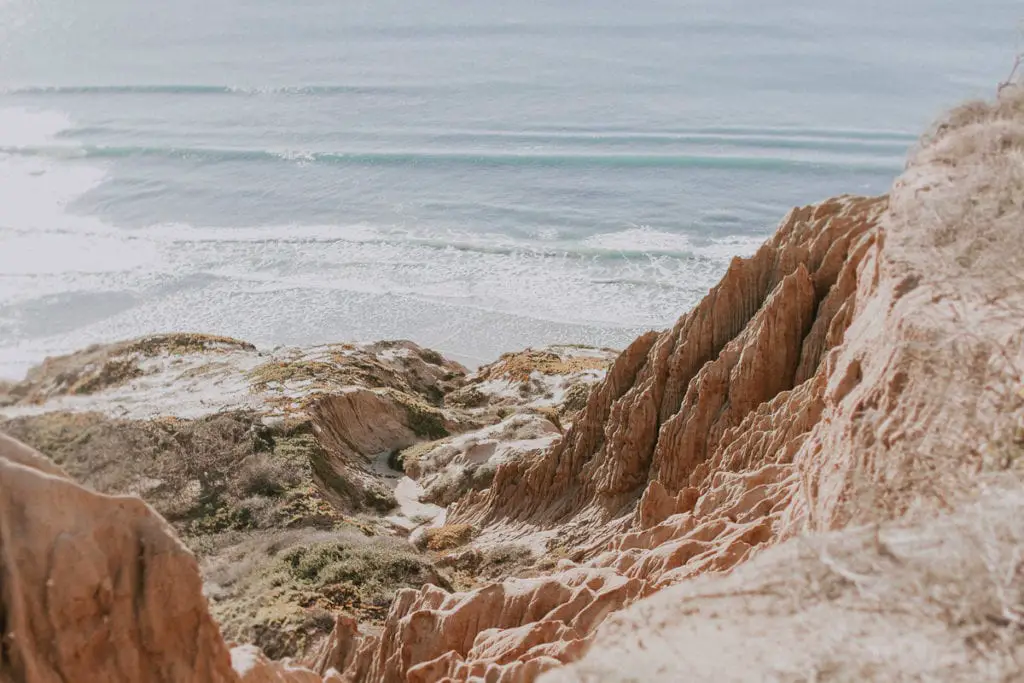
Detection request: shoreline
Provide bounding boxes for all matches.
[3,89,1024,682]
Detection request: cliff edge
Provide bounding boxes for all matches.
[2,91,1023,682]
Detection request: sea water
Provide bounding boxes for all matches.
[0,0,1017,374]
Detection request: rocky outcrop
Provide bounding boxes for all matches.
[0,335,619,669]
[446,346,617,418]
[316,90,1024,681]
[0,338,478,663]
[0,432,346,683]
[0,333,257,406]
[0,434,239,682]
[450,193,884,543]
[303,192,885,682]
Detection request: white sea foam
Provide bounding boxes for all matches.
[0,107,75,147]
[0,109,156,273]
[0,108,771,381]
[582,226,763,259]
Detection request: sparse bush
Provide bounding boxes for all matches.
[422,466,471,506]
[437,543,535,588]
[560,382,592,415]
[483,544,533,570]
[71,358,144,395]
[423,524,477,551]
[234,452,303,497]
[387,448,405,472]
[419,348,445,366]
[399,398,449,439]
[470,461,498,490]
[445,386,488,408]
[362,484,398,512]
[207,529,451,658]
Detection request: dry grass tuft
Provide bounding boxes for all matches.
[122,332,256,356]
[423,523,477,551]
[437,544,536,590]
[476,349,610,384]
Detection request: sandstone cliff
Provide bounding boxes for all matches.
[2,90,1023,682]
[305,90,1024,682]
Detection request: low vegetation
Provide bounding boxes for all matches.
[394,393,450,440]
[122,332,256,356]
[248,342,463,407]
[0,411,349,544]
[422,523,477,551]
[205,529,451,659]
[1,409,456,658]
[438,544,536,590]
[2,333,258,403]
[559,381,592,415]
[475,349,610,383]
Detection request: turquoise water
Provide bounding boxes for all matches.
[0,0,1017,374]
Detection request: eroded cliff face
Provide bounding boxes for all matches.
[2,91,1023,683]
[306,193,887,683]
[452,194,884,546]
[311,91,1024,682]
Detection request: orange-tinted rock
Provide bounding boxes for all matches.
[0,435,239,682]
[314,192,889,683]
[337,91,1024,683]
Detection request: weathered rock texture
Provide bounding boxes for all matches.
[0,434,239,682]
[316,90,1024,681]
[545,488,1024,682]
[452,193,885,548]
[0,432,346,682]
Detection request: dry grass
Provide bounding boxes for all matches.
[248,342,463,406]
[798,488,1024,679]
[800,85,1024,537]
[423,523,477,551]
[0,411,348,544]
[437,544,536,590]
[445,385,489,409]
[533,406,565,434]
[391,391,450,439]
[205,528,450,659]
[476,349,610,384]
[250,360,363,393]
[2,333,256,403]
[421,461,498,507]
[559,382,593,415]
[122,332,256,356]
[551,489,1024,681]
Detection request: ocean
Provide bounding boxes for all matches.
[0,0,1017,375]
